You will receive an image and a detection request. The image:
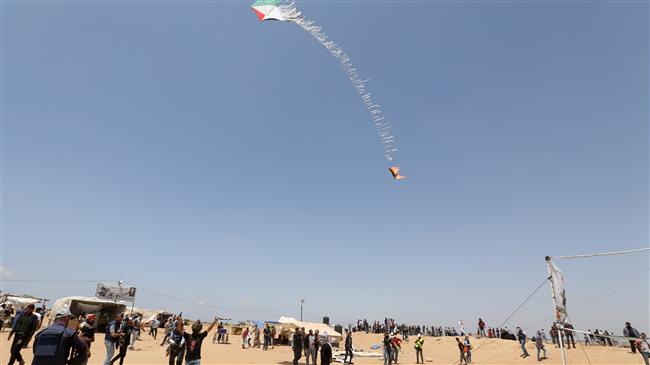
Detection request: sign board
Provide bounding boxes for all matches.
[95,283,136,302]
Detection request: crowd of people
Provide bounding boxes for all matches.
[290,327,333,365]
[2,305,649,365]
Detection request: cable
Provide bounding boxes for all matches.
[124,281,299,313]
[523,267,650,331]
[566,313,592,365]
[453,277,550,365]
[1,279,117,283]
[552,248,649,260]
[497,276,550,329]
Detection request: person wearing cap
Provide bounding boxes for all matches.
[32,308,87,365]
[7,304,38,365]
[414,334,424,364]
[78,314,96,365]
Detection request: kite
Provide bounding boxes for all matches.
[251,0,405,180]
[389,166,406,180]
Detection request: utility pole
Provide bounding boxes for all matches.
[300,299,305,321]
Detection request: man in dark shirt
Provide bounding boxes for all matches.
[183,319,217,365]
[344,329,354,364]
[292,328,303,365]
[8,304,38,365]
[32,308,87,365]
[263,324,272,350]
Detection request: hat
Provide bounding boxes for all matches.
[55,308,72,318]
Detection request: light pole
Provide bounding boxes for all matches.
[300,299,305,321]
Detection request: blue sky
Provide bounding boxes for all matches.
[1,0,648,333]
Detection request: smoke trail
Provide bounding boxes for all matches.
[279,2,398,163]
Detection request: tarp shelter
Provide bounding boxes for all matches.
[278,316,342,343]
[0,295,41,309]
[49,296,126,331]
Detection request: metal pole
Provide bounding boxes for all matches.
[545,257,568,365]
[300,299,305,321]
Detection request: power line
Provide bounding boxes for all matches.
[1,279,117,283]
[125,281,298,313]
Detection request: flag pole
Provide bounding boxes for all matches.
[545,256,568,365]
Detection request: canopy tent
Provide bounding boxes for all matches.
[278,316,342,340]
[49,296,126,331]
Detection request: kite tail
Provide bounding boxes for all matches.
[280,2,398,163]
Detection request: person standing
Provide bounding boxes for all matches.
[550,324,558,347]
[455,338,467,365]
[517,328,530,358]
[304,329,312,364]
[253,326,261,349]
[263,324,272,351]
[414,334,424,364]
[168,321,185,365]
[314,330,318,365]
[183,319,217,365]
[129,315,141,350]
[7,304,38,365]
[383,333,393,365]
[306,330,317,365]
[110,318,133,365]
[103,314,124,365]
[478,319,486,338]
[624,322,641,353]
[150,317,160,340]
[463,336,472,363]
[32,308,87,365]
[320,333,332,365]
[241,327,249,349]
[161,318,174,346]
[535,331,547,361]
[344,329,354,365]
[292,328,303,365]
[635,333,650,365]
[390,333,402,364]
[78,314,96,365]
[564,323,576,349]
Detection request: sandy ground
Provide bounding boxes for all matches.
[0,330,644,364]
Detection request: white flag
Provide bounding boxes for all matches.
[547,259,567,322]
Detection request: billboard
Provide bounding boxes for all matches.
[95,283,136,302]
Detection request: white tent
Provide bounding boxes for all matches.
[0,295,41,309]
[278,316,342,340]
